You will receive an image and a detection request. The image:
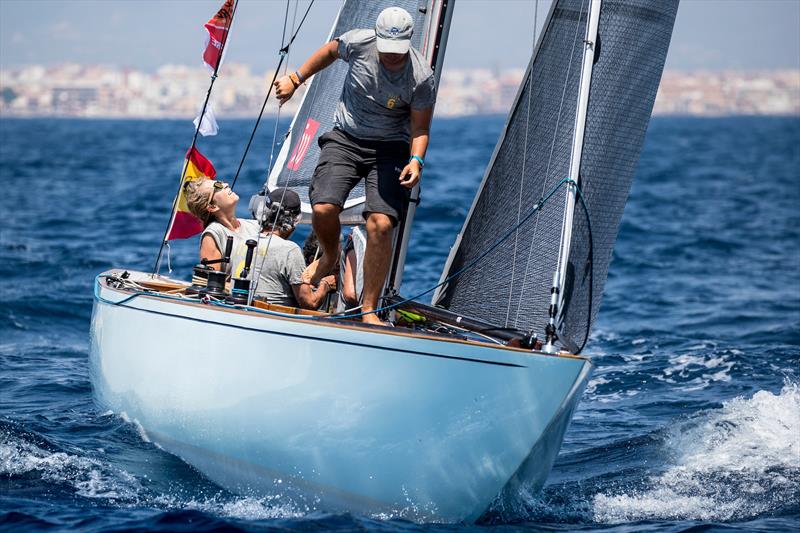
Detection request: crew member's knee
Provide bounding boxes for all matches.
[313,202,340,221]
[366,213,394,240]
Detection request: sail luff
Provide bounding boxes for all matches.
[433,0,678,351]
[431,0,562,306]
[545,0,601,352]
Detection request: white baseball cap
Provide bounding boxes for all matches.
[375,7,414,54]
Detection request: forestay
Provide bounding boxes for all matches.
[433,0,678,352]
[263,0,429,225]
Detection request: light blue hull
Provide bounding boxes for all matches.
[90,272,591,522]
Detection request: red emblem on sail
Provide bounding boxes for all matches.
[286,119,320,170]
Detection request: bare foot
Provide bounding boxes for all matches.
[303,255,338,286]
[361,313,391,327]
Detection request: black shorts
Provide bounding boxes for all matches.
[309,129,409,224]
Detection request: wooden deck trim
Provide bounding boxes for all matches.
[253,300,328,317]
[99,270,586,361]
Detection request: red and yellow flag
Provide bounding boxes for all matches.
[203,0,234,72]
[167,147,217,240]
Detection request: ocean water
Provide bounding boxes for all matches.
[1,116,798,531]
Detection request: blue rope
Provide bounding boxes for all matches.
[96,178,593,327]
[322,177,588,320]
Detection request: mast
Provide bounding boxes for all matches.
[388,0,455,294]
[543,0,601,353]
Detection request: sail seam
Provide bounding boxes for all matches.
[505,0,540,328]
[513,0,588,329]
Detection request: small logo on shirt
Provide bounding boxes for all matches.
[386,95,398,109]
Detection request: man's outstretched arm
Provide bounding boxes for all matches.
[274,41,340,104]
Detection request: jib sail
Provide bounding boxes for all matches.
[433,0,678,352]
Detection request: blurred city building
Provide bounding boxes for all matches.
[1,64,798,118]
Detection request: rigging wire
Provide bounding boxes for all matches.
[249,0,303,301]
[229,0,316,189]
[325,178,584,321]
[268,0,301,179]
[152,0,240,276]
[574,183,593,353]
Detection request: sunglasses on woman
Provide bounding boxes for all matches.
[206,181,226,207]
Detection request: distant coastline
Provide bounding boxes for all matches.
[1,64,797,118]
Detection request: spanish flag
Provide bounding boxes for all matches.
[167,147,217,240]
[203,0,235,72]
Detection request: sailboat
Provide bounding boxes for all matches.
[90,0,678,522]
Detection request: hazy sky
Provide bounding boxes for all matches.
[1,0,798,72]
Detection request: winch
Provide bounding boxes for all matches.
[227,239,258,305]
[192,236,234,300]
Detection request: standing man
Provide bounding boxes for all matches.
[273,6,436,326]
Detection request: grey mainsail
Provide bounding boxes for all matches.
[264,0,429,225]
[433,0,678,352]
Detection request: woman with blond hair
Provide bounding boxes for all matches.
[184,178,335,309]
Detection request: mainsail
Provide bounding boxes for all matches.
[433,0,678,352]
[263,0,431,225]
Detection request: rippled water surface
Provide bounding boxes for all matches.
[1,116,798,531]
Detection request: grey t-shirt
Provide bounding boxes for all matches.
[250,234,306,307]
[201,220,305,307]
[334,28,436,142]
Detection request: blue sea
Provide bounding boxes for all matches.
[1,116,798,531]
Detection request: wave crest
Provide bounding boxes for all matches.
[0,424,141,500]
[593,381,800,522]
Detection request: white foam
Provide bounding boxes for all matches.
[151,493,307,520]
[592,380,800,523]
[585,376,609,395]
[0,429,141,501]
[1,425,319,521]
[219,496,304,520]
[657,352,735,389]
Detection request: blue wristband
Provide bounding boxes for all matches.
[409,155,424,167]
